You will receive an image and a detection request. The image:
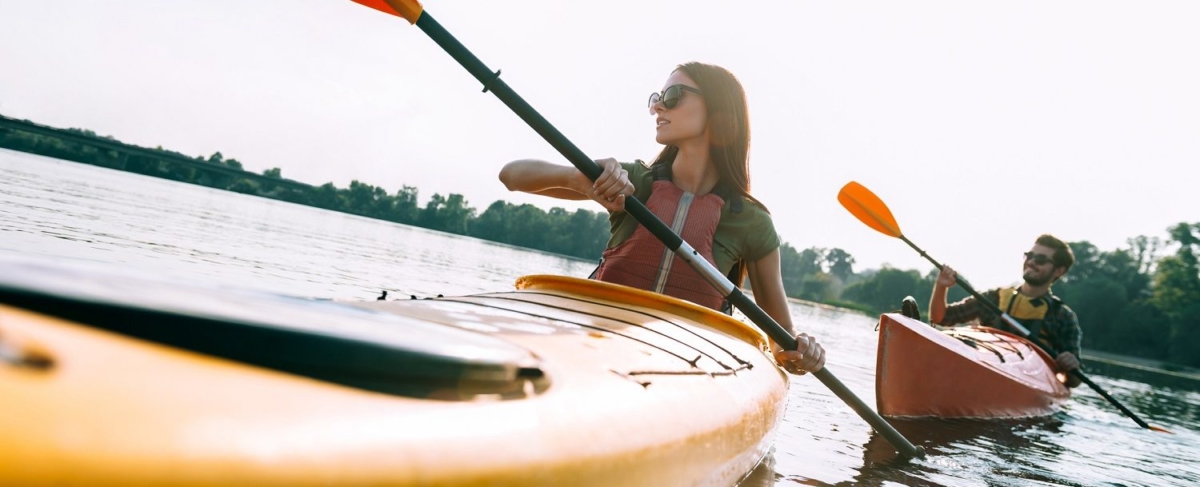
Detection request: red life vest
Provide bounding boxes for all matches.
[594,179,726,310]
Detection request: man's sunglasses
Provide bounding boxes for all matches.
[648,84,703,111]
[1024,252,1054,265]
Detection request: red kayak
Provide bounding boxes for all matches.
[875,313,1071,418]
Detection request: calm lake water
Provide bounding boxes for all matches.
[2,148,1197,486]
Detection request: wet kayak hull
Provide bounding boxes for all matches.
[0,263,788,487]
[875,313,1070,419]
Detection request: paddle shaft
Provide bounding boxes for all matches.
[402,10,923,457]
[901,235,1160,431]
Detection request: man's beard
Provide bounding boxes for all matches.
[1023,273,1051,286]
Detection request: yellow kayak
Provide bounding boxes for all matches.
[0,258,787,486]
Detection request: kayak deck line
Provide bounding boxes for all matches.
[439,296,748,376]
[447,291,755,370]
[435,296,707,366]
[394,294,757,388]
[942,327,1028,363]
[399,294,759,378]
[623,367,752,377]
[504,290,754,364]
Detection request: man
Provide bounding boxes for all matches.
[929,234,1082,388]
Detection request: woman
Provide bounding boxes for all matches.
[499,62,824,375]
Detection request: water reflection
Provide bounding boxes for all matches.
[841,417,1068,486]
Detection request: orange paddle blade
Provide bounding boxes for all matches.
[838,181,903,238]
[352,0,423,24]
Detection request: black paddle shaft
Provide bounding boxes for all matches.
[407,12,924,457]
[900,235,1158,431]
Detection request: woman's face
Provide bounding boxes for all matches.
[651,70,708,146]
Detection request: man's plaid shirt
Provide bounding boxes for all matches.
[939,288,1082,358]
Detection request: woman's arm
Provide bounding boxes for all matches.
[747,249,826,374]
[499,158,635,212]
[499,159,590,200]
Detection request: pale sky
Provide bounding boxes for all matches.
[2,0,1197,286]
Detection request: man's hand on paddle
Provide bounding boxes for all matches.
[1056,351,1080,372]
[774,333,825,376]
[1056,352,1083,387]
[936,265,958,288]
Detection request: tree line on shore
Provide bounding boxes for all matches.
[2,122,1196,366]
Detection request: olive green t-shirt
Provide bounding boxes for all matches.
[606,162,780,275]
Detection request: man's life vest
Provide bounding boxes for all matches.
[995,286,1063,354]
[593,168,733,311]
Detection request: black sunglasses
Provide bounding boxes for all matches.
[1024,251,1054,265]
[648,84,703,111]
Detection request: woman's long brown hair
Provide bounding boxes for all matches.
[650,62,755,205]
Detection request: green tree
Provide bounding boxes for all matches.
[779,244,829,298]
[841,267,924,314]
[1151,224,1200,311]
[825,248,856,283]
[798,248,826,277]
[226,179,260,195]
[1056,240,1153,354]
[565,208,608,259]
[1063,278,1128,350]
[310,183,344,210]
[1110,301,1172,359]
[345,180,386,217]
[471,200,513,242]
[799,273,837,302]
[543,207,574,255]
[165,159,197,182]
[1151,223,1200,365]
[389,186,420,224]
[418,193,475,235]
[778,244,806,295]
[506,204,552,249]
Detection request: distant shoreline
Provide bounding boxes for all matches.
[1082,348,1200,387]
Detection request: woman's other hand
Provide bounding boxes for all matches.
[773,333,826,375]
